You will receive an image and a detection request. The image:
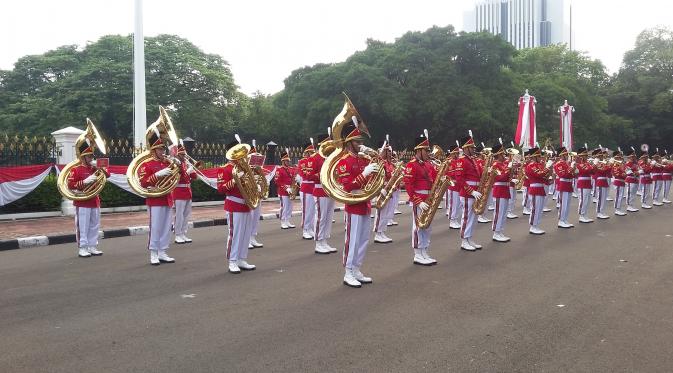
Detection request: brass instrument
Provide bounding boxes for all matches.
[57,119,108,201]
[473,154,501,215]
[515,161,526,190]
[416,159,455,229]
[430,145,445,166]
[126,106,181,197]
[252,166,269,199]
[319,93,386,204]
[231,146,262,209]
[374,161,404,209]
[288,181,300,200]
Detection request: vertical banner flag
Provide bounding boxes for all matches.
[515,89,536,150]
[559,100,575,150]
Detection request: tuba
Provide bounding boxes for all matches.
[319,94,386,204]
[227,141,262,209]
[57,119,108,201]
[126,106,181,197]
[472,154,500,215]
[416,158,455,229]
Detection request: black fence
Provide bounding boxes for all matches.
[0,135,59,167]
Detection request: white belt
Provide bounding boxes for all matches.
[301,181,314,184]
[176,183,190,188]
[530,183,544,187]
[493,182,509,186]
[664,173,672,176]
[466,181,479,186]
[651,173,661,176]
[597,177,608,181]
[416,190,429,195]
[314,184,322,188]
[226,196,245,204]
[559,178,573,182]
[577,177,591,181]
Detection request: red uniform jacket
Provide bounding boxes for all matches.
[335,152,371,215]
[638,160,652,184]
[553,160,575,193]
[491,160,511,199]
[612,162,627,187]
[663,163,673,181]
[651,163,664,181]
[403,158,436,205]
[576,161,594,189]
[171,162,197,200]
[298,156,315,194]
[593,162,611,188]
[446,157,461,192]
[524,162,548,196]
[453,155,482,198]
[624,160,639,184]
[509,160,522,188]
[139,157,174,207]
[67,163,110,208]
[217,162,250,212]
[308,153,327,198]
[275,165,295,197]
[523,160,532,188]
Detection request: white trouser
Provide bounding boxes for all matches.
[301,192,316,236]
[653,180,663,202]
[578,188,591,216]
[250,204,261,236]
[443,190,450,212]
[75,206,100,248]
[389,190,401,223]
[449,190,462,221]
[148,206,171,251]
[279,196,293,221]
[641,184,652,205]
[314,196,335,240]
[487,190,495,210]
[226,210,254,262]
[492,197,509,233]
[664,180,672,200]
[614,185,625,211]
[343,213,370,269]
[529,194,545,227]
[508,187,516,213]
[557,191,571,223]
[411,204,431,249]
[626,182,638,207]
[549,182,556,195]
[543,185,550,208]
[522,187,528,208]
[461,197,476,239]
[174,199,192,236]
[375,195,395,233]
[596,186,609,214]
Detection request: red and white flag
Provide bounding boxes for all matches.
[559,100,575,150]
[515,90,536,150]
[0,164,54,206]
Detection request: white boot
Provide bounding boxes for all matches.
[343,268,362,288]
[477,215,491,223]
[449,219,462,229]
[287,221,296,228]
[182,235,192,243]
[150,249,160,266]
[596,213,610,219]
[174,235,186,244]
[522,208,531,215]
[158,250,175,263]
[281,221,290,229]
[353,267,372,284]
[492,232,510,242]
[529,226,545,235]
[460,239,476,251]
[87,246,103,256]
[615,210,627,216]
[250,236,263,248]
[237,259,256,271]
[627,206,639,212]
[228,261,241,274]
[506,212,518,219]
[422,248,437,265]
[663,198,672,204]
[314,240,331,254]
[413,249,432,266]
[579,215,594,223]
[78,247,92,258]
[468,238,482,249]
[374,232,392,243]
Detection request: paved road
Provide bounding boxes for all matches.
[1,200,673,373]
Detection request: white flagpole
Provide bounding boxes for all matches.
[133,0,147,150]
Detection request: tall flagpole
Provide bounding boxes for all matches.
[133,0,147,150]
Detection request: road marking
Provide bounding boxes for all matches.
[180,294,196,298]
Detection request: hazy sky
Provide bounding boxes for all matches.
[1,0,671,95]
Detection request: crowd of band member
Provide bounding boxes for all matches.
[64,111,673,288]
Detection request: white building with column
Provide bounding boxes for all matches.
[463,0,572,49]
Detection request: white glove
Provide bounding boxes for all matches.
[471,190,483,199]
[379,189,387,197]
[545,160,553,168]
[511,178,519,184]
[570,161,576,168]
[294,174,302,183]
[237,171,245,178]
[286,187,293,194]
[362,163,380,177]
[90,159,97,168]
[418,201,430,211]
[83,174,97,185]
[155,167,171,177]
[626,168,633,175]
[186,166,195,174]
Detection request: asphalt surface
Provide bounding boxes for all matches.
[1,198,673,373]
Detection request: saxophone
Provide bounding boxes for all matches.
[472,154,501,215]
[374,161,404,209]
[515,159,526,190]
[416,159,455,229]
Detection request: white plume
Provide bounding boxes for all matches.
[352,115,359,128]
[310,137,314,146]
[327,127,331,137]
[499,137,503,145]
[468,129,473,138]
[234,134,241,144]
[423,129,429,140]
[252,139,256,148]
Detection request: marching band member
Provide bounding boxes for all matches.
[172,141,197,244]
[139,128,176,265]
[611,150,628,216]
[592,149,612,219]
[336,119,380,288]
[651,150,665,206]
[389,150,403,224]
[624,149,640,212]
[454,133,483,251]
[524,147,550,235]
[248,141,265,249]
[298,142,316,239]
[638,151,653,209]
[475,145,491,224]
[663,153,672,204]
[404,131,438,265]
[522,154,532,216]
[490,144,512,242]
[575,147,595,223]
[553,146,575,228]
[67,130,110,258]
[506,143,520,219]
[374,139,396,244]
[275,148,297,229]
[310,132,338,254]
[446,145,463,229]
[217,136,256,274]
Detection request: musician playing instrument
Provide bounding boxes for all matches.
[172,141,197,244]
[592,149,611,219]
[575,147,595,223]
[663,153,673,204]
[490,144,513,242]
[275,149,297,229]
[248,141,265,249]
[651,151,665,206]
[454,133,483,252]
[552,147,575,228]
[524,147,550,235]
[66,122,110,258]
[611,150,628,216]
[624,149,640,212]
[522,154,533,216]
[475,145,491,224]
[217,137,257,274]
[309,132,338,254]
[638,151,653,209]
[446,145,463,229]
[404,132,438,265]
[374,139,396,244]
[298,142,316,240]
[506,145,521,219]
